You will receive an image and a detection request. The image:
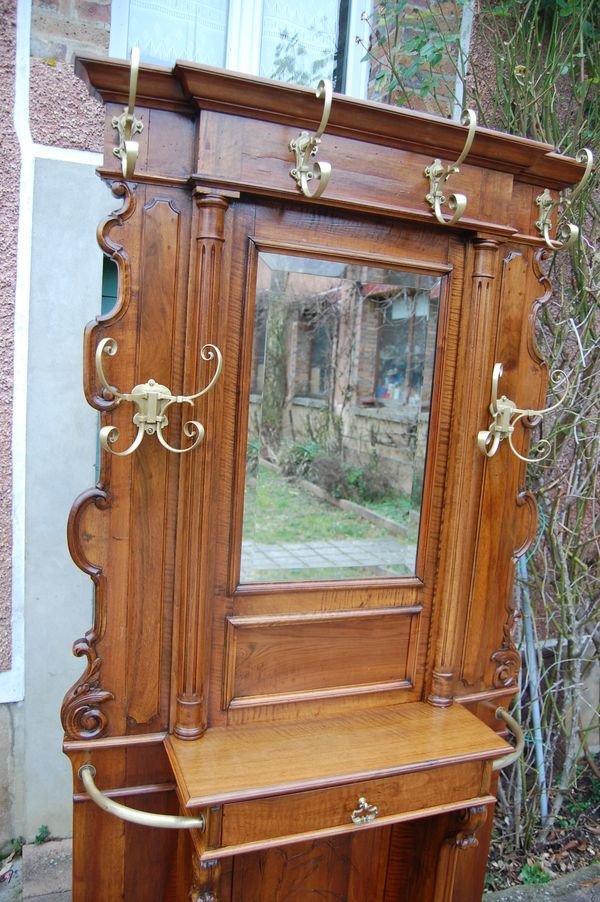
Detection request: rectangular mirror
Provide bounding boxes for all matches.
[241,252,443,584]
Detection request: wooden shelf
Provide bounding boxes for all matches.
[165,702,509,808]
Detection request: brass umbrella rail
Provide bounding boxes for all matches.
[78,765,206,830]
[493,707,525,771]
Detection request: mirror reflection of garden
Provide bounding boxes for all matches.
[242,458,419,582]
[241,253,442,584]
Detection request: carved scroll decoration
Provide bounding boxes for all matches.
[61,489,115,740]
[62,184,139,739]
[90,181,137,410]
[452,805,488,849]
[492,630,521,689]
[433,805,489,900]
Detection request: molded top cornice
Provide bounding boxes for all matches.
[76,55,586,190]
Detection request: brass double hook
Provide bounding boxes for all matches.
[112,47,144,179]
[289,79,333,199]
[535,148,594,251]
[95,338,222,456]
[424,109,477,226]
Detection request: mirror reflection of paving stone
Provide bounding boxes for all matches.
[241,538,417,581]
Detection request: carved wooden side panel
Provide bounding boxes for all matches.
[458,245,551,694]
[62,181,192,738]
[66,735,180,902]
[459,250,529,692]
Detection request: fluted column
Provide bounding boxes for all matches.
[429,238,503,706]
[173,191,230,738]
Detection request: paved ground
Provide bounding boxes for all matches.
[241,537,417,580]
[484,862,600,900]
[0,839,71,900]
[1,839,598,900]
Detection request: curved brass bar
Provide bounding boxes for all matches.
[477,427,502,459]
[181,344,224,402]
[79,765,205,830]
[314,79,333,141]
[111,47,144,179]
[99,422,145,457]
[493,708,525,771]
[156,419,206,454]
[424,109,477,226]
[570,147,594,203]
[299,160,332,200]
[506,420,551,464]
[455,109,477,167]
[95,338,122,399]
[289,78,333,199]
[126,46,140,119]
[433,186,467,227]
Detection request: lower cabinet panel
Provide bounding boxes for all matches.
[210,811,492,902]
[229,828,392,902]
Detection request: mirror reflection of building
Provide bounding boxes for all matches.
[243,253,443,584]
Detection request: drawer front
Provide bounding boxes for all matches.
[219,760,486,850]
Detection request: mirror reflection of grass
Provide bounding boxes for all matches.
[244,465,415,544]
[250,564,411,581]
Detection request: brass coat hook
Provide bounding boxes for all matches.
[424,109,477,226]
[477,363,569,463]
[535,148,594,250]
[95,337,222,456]
[112,47,144,179]
[289,79,333,199]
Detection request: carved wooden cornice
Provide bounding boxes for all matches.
[75,55,586,191]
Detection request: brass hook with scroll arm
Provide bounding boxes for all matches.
[477,363,569,463]
[95,337,222,457]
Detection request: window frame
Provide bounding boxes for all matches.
[109,0,371,97]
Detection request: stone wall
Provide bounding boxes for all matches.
[30,0,106,150]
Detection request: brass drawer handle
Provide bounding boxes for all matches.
[79,765,205,830]
[351,796,378,825]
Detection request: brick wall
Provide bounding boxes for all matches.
[30,0,107,149]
